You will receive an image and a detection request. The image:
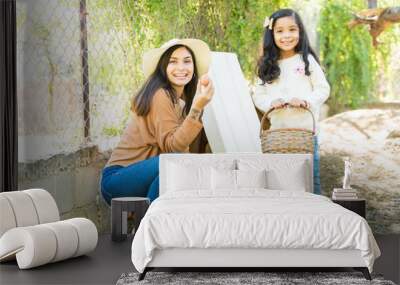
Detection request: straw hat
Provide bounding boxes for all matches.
[142,38,211,78]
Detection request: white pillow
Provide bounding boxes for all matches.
[211,169,268,190]
[211,168,236,190]
[238,158,310,192]
[167,162,210,191]
[165,158,236,193]
[266,165,307,191]
[236,169,267,189]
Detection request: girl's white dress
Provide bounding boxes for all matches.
[253,54,330,132]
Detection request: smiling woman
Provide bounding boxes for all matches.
[100,39,214,205]
[166,48,195,91]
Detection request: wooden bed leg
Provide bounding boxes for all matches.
[354,267,372,280]
[138,268,148,281]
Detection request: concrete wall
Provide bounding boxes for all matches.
[17,0,85,161]
[16,0,115,232]
[18,146,111,233]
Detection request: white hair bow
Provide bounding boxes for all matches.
[263,16,273,30]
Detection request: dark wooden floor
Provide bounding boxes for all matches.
[0,234,134,285]
[0,234,399,285]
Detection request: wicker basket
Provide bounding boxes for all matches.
[260,105,315,154]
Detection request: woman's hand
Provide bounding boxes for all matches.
[288,97,309,108]
[192,74,214,110]
[270,99,286,109]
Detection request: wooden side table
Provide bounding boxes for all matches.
[332,199,366,218]
[111,197,150,242]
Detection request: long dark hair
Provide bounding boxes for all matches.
[257,9,320,84]
[132,45,198,117]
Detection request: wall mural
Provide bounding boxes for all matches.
[16,0,400,234]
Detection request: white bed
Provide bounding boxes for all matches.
[131,153,380,280]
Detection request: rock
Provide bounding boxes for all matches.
[319,108,400,234]
[319,103,330,121]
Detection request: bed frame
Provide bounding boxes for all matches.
[137,153,372,281]
[138,248,371,280]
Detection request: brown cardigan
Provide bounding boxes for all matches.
[106,89,203,167]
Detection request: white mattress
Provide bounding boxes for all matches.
[131,190,380,273]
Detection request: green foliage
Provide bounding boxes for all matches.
[119,0,290,80]
[319,1,375,114]
[91,0,399,123]
[102,126,123,137]
[318,0,398,114]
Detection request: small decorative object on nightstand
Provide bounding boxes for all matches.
[332,198,366,218]
[332,157,365,217]
[111,197,150,242]
[332,157,359,200]
[342,157,352,190]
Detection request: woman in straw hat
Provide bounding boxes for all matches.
[100,39,214,205]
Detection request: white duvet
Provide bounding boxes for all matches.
[131,190,380,273]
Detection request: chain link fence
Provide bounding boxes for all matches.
[16,0,146,163]
[16,0,157,231]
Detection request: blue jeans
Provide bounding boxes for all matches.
[101,156,159,205]
[313,136,321,195]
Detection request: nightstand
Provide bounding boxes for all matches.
[332,199,366,218]
[111,197,150,242]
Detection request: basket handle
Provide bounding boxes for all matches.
[259,104,316,137]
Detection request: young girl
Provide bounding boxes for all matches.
[101,39,214,204]
[253,8,330,194]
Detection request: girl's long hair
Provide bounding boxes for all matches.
[132,45,198,117]
[257,8,320,84]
